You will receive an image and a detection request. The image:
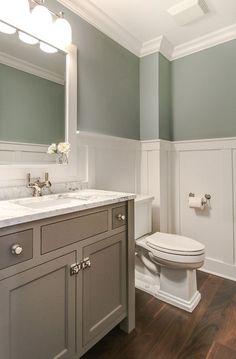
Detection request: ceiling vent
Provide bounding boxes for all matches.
[167,0,208,26]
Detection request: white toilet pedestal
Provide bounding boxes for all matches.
[157,267,201,312]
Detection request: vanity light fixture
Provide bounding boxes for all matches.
[0,0,72,54]
[0,22,16,35]
[18,31,39,45]
[39,42,58,54]
[0,0,30,34]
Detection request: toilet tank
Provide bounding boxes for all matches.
[135,195,154,239]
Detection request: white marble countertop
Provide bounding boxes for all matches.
[0,189,136,229]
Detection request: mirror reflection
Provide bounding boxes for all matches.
[0,30,66,148]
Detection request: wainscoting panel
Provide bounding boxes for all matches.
[178,149,233,264]
[140,142,161,232]
[173,138,236,280]
[140,140,171,233]
[77,131,141,193]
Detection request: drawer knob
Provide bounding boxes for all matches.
[11,244,23,255]
[117,214,126,221]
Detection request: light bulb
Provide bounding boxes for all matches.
[0,0,14,23]
[19,31,39,45]
[0,0,30,28]
[0,21,16,34]
[53,17,72,47]
[40,42,58,54]
[31,5,53,39]
[14,0,30,28]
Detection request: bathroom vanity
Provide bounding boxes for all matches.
[0,190,135,359]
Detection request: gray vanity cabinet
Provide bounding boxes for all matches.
[82,232,127,347]
[0,200,135,359]
[0,252,76,359]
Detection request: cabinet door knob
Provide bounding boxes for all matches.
[11,244,23,255]
[117,214,126,221]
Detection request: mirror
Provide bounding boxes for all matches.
[0,30,67,164]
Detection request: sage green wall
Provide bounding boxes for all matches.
[172,40,236,141]
[0,63,64,145]
[140,53,172,140]
[48,0,140,140]
[140,53,159,140]
[159,54,172,140]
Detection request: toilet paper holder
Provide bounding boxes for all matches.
[189,193,211,201]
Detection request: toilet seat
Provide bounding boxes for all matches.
[146,232,205,256]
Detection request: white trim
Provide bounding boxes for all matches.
[140,36,163,58]
[173,136,236,151]
[78,130,140,148]
[201,258,236,282]
[171,23,236,60]
[140,36,174,61]
[58,0,141,56]
[0,51,65,85]
[58,0,236,60]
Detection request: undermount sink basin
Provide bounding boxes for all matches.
[11,191,117,210]
[12,196,79,210]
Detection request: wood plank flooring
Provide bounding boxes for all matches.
[82,271,236,359]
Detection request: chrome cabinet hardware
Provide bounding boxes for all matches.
[70,263,81,276]
[117,214,126,221]
[70,258,91,276]
[11,244,23,255]
[81,257,91,270]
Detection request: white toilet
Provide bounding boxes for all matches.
[135,195,205,312]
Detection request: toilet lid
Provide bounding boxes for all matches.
[146,232,205,256]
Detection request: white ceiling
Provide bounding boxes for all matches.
[59,0,236,59]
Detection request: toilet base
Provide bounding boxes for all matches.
[156,289,201,312]
[135,266,201,312]
[135,276,160,297]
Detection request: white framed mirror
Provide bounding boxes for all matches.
[0,18,77,186]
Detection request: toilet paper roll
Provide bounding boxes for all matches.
[189,196,205,210]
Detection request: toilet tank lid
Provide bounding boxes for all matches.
[135,195,154,204]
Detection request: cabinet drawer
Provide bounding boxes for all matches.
[112,205,127,229]
[0,230,33,270]
[41,210,109,254]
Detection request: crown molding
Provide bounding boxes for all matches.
[58,0,141,56]
[58,0,236,61]
[171,23,236,60]
[140,36,163,57]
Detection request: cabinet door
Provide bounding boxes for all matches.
[0,252,76,359]
[82,232,127,346]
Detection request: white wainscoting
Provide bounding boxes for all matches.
[173,138,236,280]
[140,137,236,281]
[140,140,172,232]
[77,131,141,193]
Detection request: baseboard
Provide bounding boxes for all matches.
[200,258,236,282]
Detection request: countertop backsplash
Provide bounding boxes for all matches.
[0,181,88,201]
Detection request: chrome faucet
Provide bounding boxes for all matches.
[27,172,52,197]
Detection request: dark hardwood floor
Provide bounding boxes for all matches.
[82,271,236,359]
